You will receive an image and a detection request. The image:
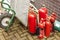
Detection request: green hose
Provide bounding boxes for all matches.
[0,2,11,12]
[1,0,16,31]
[0,2,11,8]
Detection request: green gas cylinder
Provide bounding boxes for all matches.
[54,20,60,31]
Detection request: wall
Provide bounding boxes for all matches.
[11,0,30,27]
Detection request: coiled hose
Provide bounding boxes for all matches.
[0,0,16,31]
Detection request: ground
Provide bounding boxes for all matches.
[0,18,60,40]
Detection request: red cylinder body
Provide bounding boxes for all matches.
[28,11,36,34]
[45,21,51,37]
[38,7,48,21]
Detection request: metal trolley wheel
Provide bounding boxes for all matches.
[0,13,12,29]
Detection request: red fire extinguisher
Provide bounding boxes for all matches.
[28,10,37,34]
[38,7,48,21]
[50,12,56,23]
[50,15,55,31]
[50,12,56,32]
[38,29,44,39]
[51,12,56,19]
[38,18,45,39]
[45,19,51,37]
[50,16,55,23]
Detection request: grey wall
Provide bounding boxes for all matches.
[11,0,30,27]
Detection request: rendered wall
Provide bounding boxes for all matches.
[11,0,30,27]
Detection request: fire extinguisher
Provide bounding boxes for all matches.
[38,7,48,21]
[38,18,45,39]
[50,16,55,23]
[50,12,56,23]
[45,19,51,37]
[38,29,44,39]
[28,10,37,34]
[50,12,56,32]
[51,12,56,19]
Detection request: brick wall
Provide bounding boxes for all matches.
[31,0,60,21]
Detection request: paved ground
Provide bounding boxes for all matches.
[0,18,60,40]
